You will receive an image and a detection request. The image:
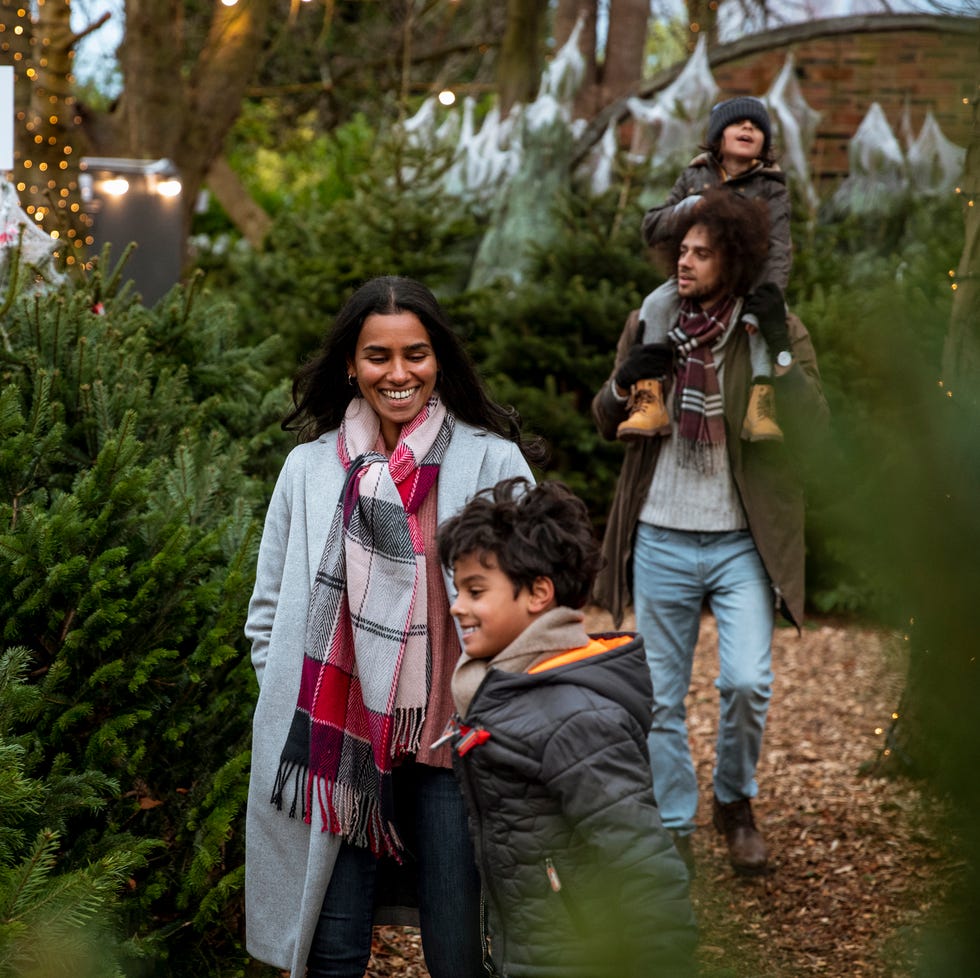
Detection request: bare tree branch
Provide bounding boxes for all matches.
[244,36,501,98]
[71,11,111,46]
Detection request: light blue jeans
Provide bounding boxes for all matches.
[633,523,774,836]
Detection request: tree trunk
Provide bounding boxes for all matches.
[876,33,980,803]
[205,156,273,249]
[553,0,591,49]
[497,0,550,117]
[113,0,273,241]
[684,0,720,50]
[601,0,649,104]
[554,0,599,118]
[941,72,980,406]
[7,0,82,250]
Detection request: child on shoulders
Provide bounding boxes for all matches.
[620,95,793,445]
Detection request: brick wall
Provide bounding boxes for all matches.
[710,22,978,185]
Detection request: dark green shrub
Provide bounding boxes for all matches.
[0,258,284,975]
[0,647,155,978]
[199,127,483,377]
[450,188,662,526]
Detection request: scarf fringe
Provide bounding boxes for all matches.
[321,779,404,861]
[270,744,416,862]
[271,756,403,860]
[270,760,307,820]
[391,705,425,757]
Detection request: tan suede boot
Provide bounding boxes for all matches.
[617,378,671,441]
[741,381,784,442]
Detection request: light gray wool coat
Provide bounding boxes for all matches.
[243,420,533,975]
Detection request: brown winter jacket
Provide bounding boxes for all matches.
[641,152,793,291]
[591,297,828,630]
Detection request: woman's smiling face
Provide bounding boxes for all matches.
[348,311,439,450]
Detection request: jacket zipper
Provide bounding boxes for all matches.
[544,856,587,933]
[445,714,505,970]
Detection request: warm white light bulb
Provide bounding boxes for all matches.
[157,178,182,198]
[438,90,456,107]
[102,178,129,196]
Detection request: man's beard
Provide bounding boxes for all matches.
[680,280,725,306]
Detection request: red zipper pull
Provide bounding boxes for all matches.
[456,727,491,756]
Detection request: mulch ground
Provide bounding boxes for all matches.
[362,611,959,977]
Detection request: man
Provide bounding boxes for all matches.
[592,188,828,877]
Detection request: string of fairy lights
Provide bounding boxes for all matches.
[0,1,91,266]
[949,91,978,308]
[938,88,980,408]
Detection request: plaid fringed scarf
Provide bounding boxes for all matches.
[667,295,737,474]
[271,395,454,859]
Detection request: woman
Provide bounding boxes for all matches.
[244,276,541,978]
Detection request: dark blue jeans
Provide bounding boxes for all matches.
[306,762,487,978]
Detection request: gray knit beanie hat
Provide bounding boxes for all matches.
[706,96,772,153]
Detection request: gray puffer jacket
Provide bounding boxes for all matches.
[448,610,697,978]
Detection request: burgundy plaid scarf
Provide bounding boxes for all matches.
[667,295,736,473]
[272,395,454,859]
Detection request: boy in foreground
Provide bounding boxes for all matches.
[436,478,697,978]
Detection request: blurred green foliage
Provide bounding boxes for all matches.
[0,647,154,978]
[788,197,960,618]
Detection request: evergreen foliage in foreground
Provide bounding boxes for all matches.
[0,647,154,978]
[0,258,284,975]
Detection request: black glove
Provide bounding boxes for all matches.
[615,341,673,391]
[742,283,790,355]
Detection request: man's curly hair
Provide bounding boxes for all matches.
[658,187,770,298]
[437,477,602,610]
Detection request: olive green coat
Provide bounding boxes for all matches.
[591,292,828,629]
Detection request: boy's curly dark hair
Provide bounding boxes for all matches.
[437,478,602,610]
[656,187,770,298]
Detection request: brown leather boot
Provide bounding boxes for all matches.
[617,378,671,441]
[741,381,784,442]
[713,795,769,876]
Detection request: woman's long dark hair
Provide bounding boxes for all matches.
[283,276,546,465]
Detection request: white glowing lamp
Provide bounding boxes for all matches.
[101,178,130,196]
